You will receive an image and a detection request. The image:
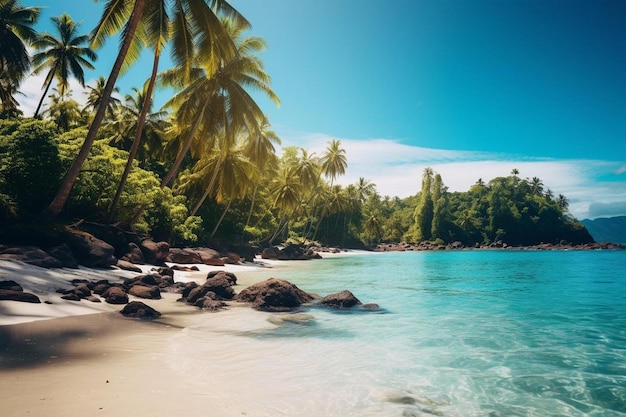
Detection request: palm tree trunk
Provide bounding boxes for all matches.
[190,158,222,217]
[108,49,160,222]
[209,199,232,241]
[245,185,258,227]
[43,0,147,219]
[160,104,207,188]
[33,65,58,118]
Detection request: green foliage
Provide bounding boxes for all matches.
[0,119,63,215]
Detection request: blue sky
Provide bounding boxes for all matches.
[19,0,626,220]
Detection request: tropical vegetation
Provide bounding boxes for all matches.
[0,0,593,250]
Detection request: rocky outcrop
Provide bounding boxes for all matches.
[318,290,362,309]
[46,244,79,268]
[0,245,63,268]
[166,247,230,266]
[128,285,161,299]
[202,272,236,300]
[102,286,129,304]
[61,230,116,268]
[120,242,145,264]
[116,259,142,272]
[235,278,316,312]
[261,244,322,261]
[120,301,161,319]
[0,289,41,303]
[139,240,169,265]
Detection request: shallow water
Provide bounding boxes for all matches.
[169,250,626,417]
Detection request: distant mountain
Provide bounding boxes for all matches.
[581,216,626,244]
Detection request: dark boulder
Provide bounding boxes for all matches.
[120,301,161,319]
[206,270,237,285]
[171,265,199,272]
[128,285,161,299]
[196,297,227,311]
[61,230,116,268]
[202,273,235,300]
[318,290,362,309]
[77,222,130,258]
[46,244,79,268]
[0,280,23,292]
[152,267,174,277]
[166,248,202,264]
[121,242,145,264]
[0,245,63,268]
[116,259,142,273]
[260,247,278,260]
[0,289,41,303]
[92,280,112,295]
[102,286,129,304]
[235,278,315,312]
[139,240,169,265]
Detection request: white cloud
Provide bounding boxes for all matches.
[279,131,626,220]
[18,72,92,117]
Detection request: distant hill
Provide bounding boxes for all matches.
[581,216,626,244]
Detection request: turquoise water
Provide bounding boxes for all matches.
[173,250,626,416]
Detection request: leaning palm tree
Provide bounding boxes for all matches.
[31,13,97,118]
[0,0,40,110]
[44,0,246,218]
[159,18,280,189]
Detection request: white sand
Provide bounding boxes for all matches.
[0,252,365,417]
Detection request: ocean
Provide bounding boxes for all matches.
[169,250,626,417]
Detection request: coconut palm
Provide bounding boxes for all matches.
[42,88,83,131]
[0,0,40,110]
[320,139,347,186]
[44,0,246,218]
[84,76,120,120]
[160,18,279,188]
[31,13,97,118]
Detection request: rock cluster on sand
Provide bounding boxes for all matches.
[0,280,41,303]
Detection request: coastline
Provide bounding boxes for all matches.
[0,252,362,417]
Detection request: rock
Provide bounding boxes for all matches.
[235,278,315,312]
[116,259,142,273]
[72,283,92,298]
[318,290,362,309]
[85,295,101,303]
[61,292,81,301]
[61,230,116,268]
[120,301,161,319]
[0,245,63,268]
[152,267,174,277]
[180,282,198,298]
[121,242,145,264]
[139,240,169,265]
[202,273,235,300]
[193,247,223,264]
[92,280,112,295]
[0,280,23,292]
[206,270,237,285]
[166,248,202,264]
[260,247,278,260]
[267,313,316,326]
[46,244,79,268]
[196,297,227,311]
[171,265,199,272]
[102,286,129,304]
[0,289,41,303]
[125,274,159,288]
[128,285,161,299]
[185,286,214,305]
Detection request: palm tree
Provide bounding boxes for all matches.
[84,76,120,120]
[320,139,347,186]
[355,177,375,203]
[44,0,246,218]
[0,0,40,110]
[44,0,148,218]
[159,18,279,188]
[107,84,168,221]
[31,13,97,118]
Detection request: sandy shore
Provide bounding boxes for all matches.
[0,253,359,417]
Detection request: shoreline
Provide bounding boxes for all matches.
[0,255,346,417]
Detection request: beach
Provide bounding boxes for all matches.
[0,257,314,417]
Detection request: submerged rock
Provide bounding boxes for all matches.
[318,290,362,309]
